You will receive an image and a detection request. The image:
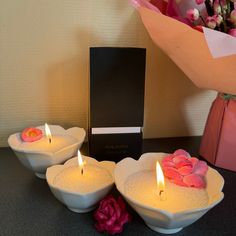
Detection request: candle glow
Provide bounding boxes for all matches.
[156,161,165,200]
[77,150,84,175]
[45,123,52,144]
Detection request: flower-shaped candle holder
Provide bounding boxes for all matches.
[114,153,224,234]
[46,156,115,213]
[8,125,86,179]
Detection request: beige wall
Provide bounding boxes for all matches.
[0,0,216,147]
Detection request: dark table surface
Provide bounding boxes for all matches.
[0,137,235,236]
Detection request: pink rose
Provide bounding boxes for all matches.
[213,1,222,14]
[195,0,205,4]
[162,149,208,188]
[186,9,200,22]
[21,127,43,142]
[230,10,236,25]
[94,195,131,235]
[213,15,223,26]
[228,28,236,37]
[206,16,217,29]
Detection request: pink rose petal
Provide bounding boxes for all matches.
[193,160,208,176]
[183,174,206,188]
[164,167,182,180]
[162,155,174,163]
[106,224,123,235]
[171,178,188,187]
[162,161,175,168]
[190,157,199,167]
[94,211,108,221]
[173,155,191,164]
[173,149,190,157]
[178,165,193,175]
[175,160,192,169]
[119,212,131,225]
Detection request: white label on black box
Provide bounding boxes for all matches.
[91,127,142,134]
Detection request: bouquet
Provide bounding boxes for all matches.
[131,0,236,94]
[185,0,236,36]
[131,0,236,171]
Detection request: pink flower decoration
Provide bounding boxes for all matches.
[213,15,223,26]
[230,10,236,24]
[228,28,236,37]
[206,16,217,29]
[162,150,208,188]
[21,127,43,142]
[186,8,200,22]
[195,0,205,4]
[94,195,131,235]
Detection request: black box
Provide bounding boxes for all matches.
[89,47,146,162]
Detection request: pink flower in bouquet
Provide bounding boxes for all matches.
[213,2,222,14]
[162,149,208,188]
[183,0,236,36]
[213,15,223,26]
[94,195,131,235]
[206,16,217,29]
[187,8,200,21]
[229,28,236,37]
[230,9,236,24]
[21,127,43,142]
[196,0,205,5]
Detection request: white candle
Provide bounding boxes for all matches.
[124,170,208,213]
[17,135,77,153]
[53,155,113,194]
[16,124,77,153]
[8,125,86,179]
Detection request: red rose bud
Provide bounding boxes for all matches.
[94,195,131,235]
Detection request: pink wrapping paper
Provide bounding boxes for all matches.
[132,2,236,94]
[199,95,236,172]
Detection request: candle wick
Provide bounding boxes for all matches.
[159,190,163,196]
[158,190,166,201]
[49,138,51,144]
[81,168,83,175]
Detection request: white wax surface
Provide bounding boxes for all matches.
[17,135,77,153]
[53,165,113,194]
[124,170,208,213]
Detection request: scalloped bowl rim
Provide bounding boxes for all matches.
[114,152,224,218]
[46,155,116,196]
[8,125,86,155]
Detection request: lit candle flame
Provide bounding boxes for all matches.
[77,150,84,175]
[156,161,166,201]
[45,123,52,144]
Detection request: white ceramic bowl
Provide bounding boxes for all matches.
[46,156,115,213]
[114,153,224,234]
[8,125,86,179]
